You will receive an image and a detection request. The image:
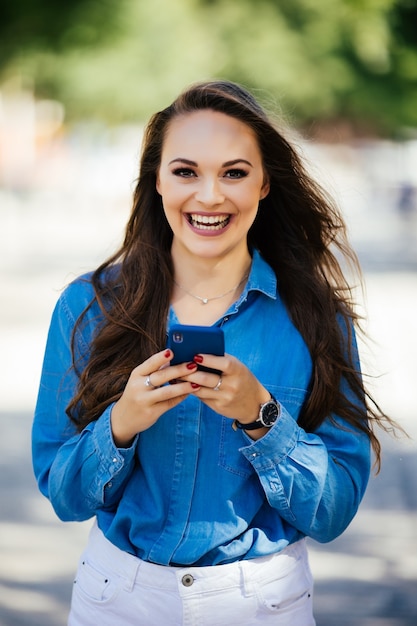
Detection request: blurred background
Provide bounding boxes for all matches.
[1,1,416,624]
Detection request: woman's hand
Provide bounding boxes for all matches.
[111,349,199,447]
[183,353,271,439]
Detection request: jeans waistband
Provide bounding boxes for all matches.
[86,521,307,594]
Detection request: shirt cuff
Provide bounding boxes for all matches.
[239,405,299,470]
[90,404,138,486]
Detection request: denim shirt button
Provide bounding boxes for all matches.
[181,574,194,587]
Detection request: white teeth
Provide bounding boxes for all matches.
[189,214,230,230]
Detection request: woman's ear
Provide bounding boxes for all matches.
[260,177,270,200]
[156,174,161,195]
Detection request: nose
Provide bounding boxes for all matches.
[194,177,225,206]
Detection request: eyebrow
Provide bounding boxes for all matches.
[168,158,253,168]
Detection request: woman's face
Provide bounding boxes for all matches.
[156,109,269,264]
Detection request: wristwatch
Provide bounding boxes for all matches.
[233,394,281,431]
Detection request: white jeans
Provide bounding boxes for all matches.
[68,523,315,625]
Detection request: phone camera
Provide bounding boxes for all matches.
[173,332,183,343]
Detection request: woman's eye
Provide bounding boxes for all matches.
[172,168,196,178]
[225,169,248,179]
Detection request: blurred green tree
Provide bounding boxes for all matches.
[200,0,417,135]
[1,0,416,135]
[0,0,125,64]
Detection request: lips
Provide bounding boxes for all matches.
[187,213,231,231]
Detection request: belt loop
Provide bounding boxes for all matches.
[123,557,142,593]
[239,560,254,598]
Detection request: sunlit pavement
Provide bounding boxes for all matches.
[1,140,417,625]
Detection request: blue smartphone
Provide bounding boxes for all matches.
[167,324,224,375]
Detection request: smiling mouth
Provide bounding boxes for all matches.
[187,213,231,231]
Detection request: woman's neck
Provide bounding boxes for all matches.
[170,247,252,326]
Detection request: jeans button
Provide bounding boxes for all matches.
[181,574,194,587]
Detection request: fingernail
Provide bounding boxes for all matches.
[191,383,200,389]
[164,349,171,358]
[193,354,203,364]
[186,362,197,370]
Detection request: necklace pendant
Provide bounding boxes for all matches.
[202,298,208,305]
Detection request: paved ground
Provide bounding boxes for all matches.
[1,137,416,625]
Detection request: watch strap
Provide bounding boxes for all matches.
[232,394,279,431]
[232,417,265,431]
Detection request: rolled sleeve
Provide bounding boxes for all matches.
[47,406,138,521]
[239,404,370,542]
[32,279,138,522]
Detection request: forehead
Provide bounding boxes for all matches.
[161,109,261,158]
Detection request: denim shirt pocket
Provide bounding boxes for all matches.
[218,386,307,479]
[271,386,307,423]
[218,418,255,478]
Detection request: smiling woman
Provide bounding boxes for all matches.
[32,80,397,626]
[156,109,269,291]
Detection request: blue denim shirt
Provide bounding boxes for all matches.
[32,250,370,566]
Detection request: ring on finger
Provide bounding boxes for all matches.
[145,374,157,389]
[213,375,223,391]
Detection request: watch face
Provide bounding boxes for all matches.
[261,401,280,426]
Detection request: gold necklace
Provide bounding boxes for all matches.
[173,274,249,305]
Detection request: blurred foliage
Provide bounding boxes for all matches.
[0,0,126,62]
[1,0,417,135]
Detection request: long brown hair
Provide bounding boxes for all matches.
[67,80,394,468]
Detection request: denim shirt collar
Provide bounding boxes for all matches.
[223,249,277,317]
[243,249,277,300]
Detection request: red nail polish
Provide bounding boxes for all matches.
[193,354,203,364]
[186,362,197,370]
[191,383,200,389]
[164,349,171,358]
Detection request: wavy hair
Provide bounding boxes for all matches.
[67,80,394,468]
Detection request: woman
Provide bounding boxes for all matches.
[32,80,391,625]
